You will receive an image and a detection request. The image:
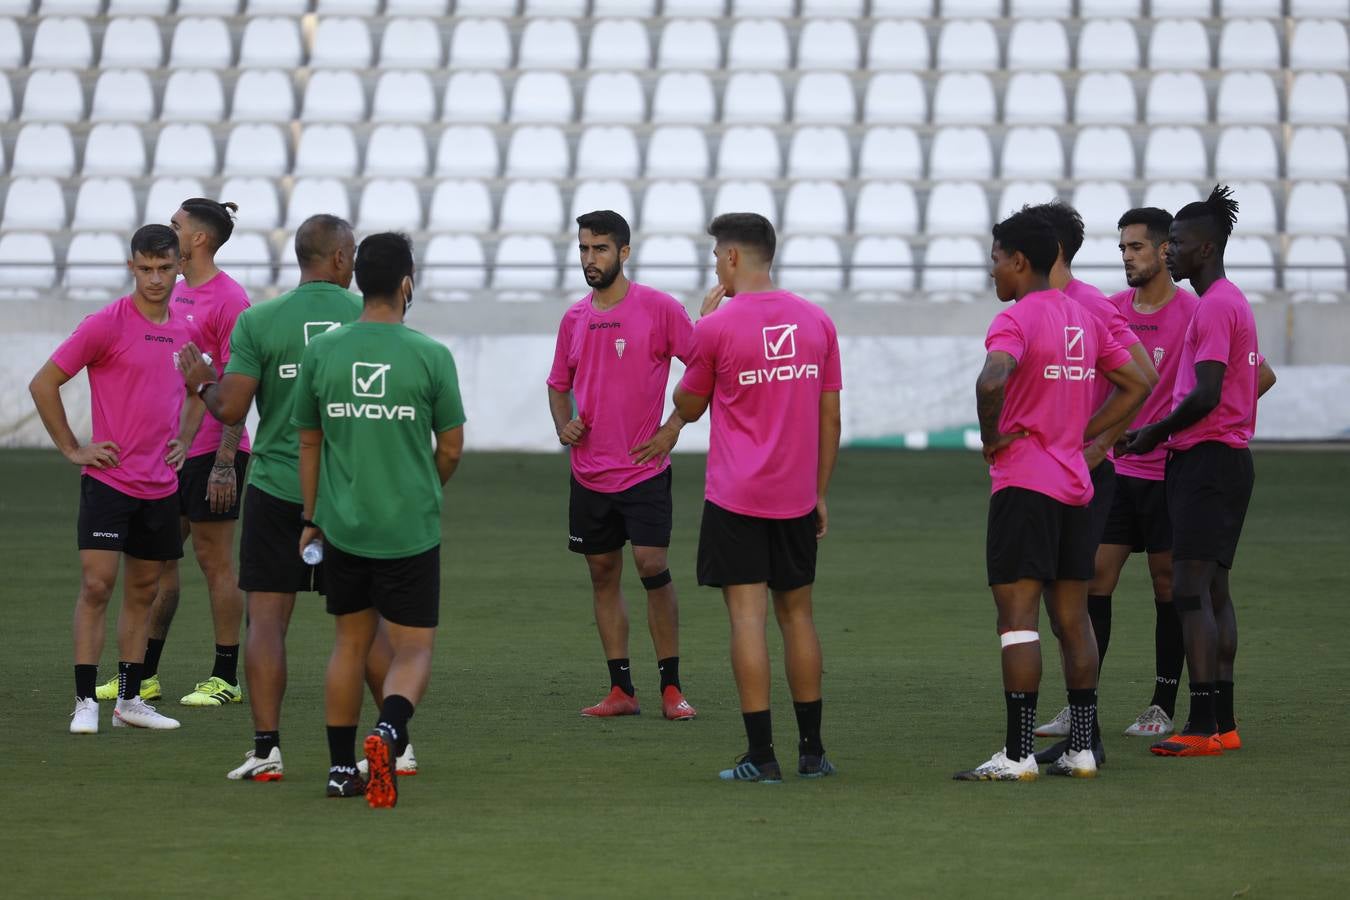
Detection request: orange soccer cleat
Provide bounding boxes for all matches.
[1216,729,1242,751]
[1150,733,1224,757]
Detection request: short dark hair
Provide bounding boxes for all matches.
[354,232,415,299]
[180,198,238,250]
[1117,207,1174,245]
[1027,200,1084,264]
[295,214,353,266]
[707,212,776,263]
[130,223,180,259]
[575,210,631,248]
[1174,184,1239,246]
[992,208,1060,275]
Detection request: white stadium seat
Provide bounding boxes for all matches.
[595,0,656,14]
[1074,71,1137,125]
[658,19,721,70]
[1286,182,1347,235]
[1074,237,1126,294]
[855,181,919,234]
[867,19,929,70]
[1071,127,1135,179]
[576,126,640,178]
[12,124,76,177]
[723,72,786,124]
[145,177,204,220]
[526,0,585,13]
[1145,72,1208,124]
[1216,71,1280,124]
[424,235,487,300]
[1143,127,1208,180]
[30,17,92,67]
[510,72,574,123]
[373,72,437,123]
[169,17,232,69]
[787,127,852,179]
[939,0,1001,18]
[518,19,580,70]
[428,180,494,232]
[294,125,359,177]
[1081,0,1140,14]
[0,233,56,297]
[732,0,793,16]
[505,125,570,178]
[802,0,863,14]
[379,19,442,69]
[1288,73,1348,124]
[1290,20,1348,70]
[71,177,137,231]
[798,19,860,70]
[712,180,778,227]
[435,126,499,177]
[717,126,780,178]
[82,123,146,176]
[782,181,848,235]
[153,123,217,176]
[223,123,288,176]
[0,18,21,68]
[318,0,379,12]
[582,72,646,124]
[0,72,11,121]
[3,177,66,230]
[664,0,724,15]
[997,180,1058,218]
[365,125,429,177]
[929,127,994,180]
[645,127,710,178]
[794,72,856,124]
[492,235,558,292]
[633,235,701,292]
[1077,19,1140,70]
[851,236,915,295]
[40,0,102,11]
[640,181,706,233]
[1218,19,1282,70]
[1230,180,1278,233]
[65,232,129,300]
[311,18,370,68]
[651,72,716,124]
[443,72,505,123]
[1221,0,1280,11]
[932,73,996,124]
[1288,127,1348,179]
[859,127,922,180]
[499,179,564,233]
[1148,18,1210,70]
[921,237,986,296]
[214,232,272,289]
[458,0,518,11]
[1072,181,1133,232]
[91,69,155,122]
[936,20,999,70]
[246,0,307,10]
[1000,127,1064,179]
[231,70,294,121]
[302,71,366,122]
[778,237,844,294]
[449,18,513,70]
[21,69,84,122]
[863,73,927,124]
[238,17,302,68]
[1013,0,1070,12]
[160,70,224,123]
[588,19,651,70]
[1153,0,1211,15]
[1214,127,1278,179]
[100,17,163,68]
[379,1,446,16]
[1007,20,1069,71]
[219,177,280,230]
[569,181,636,233]
[1004,72,1067,124]
[1141,181,1202,218]
[1286,237,1347,296]
[1292,0,1349,12]
[286,178,350,229]
[357,178,423,231]
[1224,236,1276,292]
[925,182,990,236]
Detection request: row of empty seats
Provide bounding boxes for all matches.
[5,174,1347,236]
[7,68,1348,126]
[7,16,1347,72]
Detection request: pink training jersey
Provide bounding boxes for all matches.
[547,282,694,493]
[50,295,198,500]
[679,290,843,519]
[1109,286,1200,480]
[1164,278,1262,453]
[985,289,1132,506]
[172,270,252,459]
[1064,278,1142,412]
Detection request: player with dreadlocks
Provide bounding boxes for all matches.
[1123,185,1277,758]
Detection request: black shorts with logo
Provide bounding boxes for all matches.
[1101,472,1172,553]
[697,500,818,592]
[77,475,183,561]
[1085,457,1117,548]
[324,543,440,628]
[238,484,324,594]
[178,451,250,522]
[568,467,673,555]
[1166,442,1254,569]
[986,487,1094,585]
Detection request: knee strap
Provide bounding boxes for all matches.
[641,569,672,590]
[1000,630,1040,648]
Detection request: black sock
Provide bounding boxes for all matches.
[793,699,824,758]
[1005,691,1037,762]
[1067,688,1098,754]
[1215,679,1236,733]
[142,638,165,679]
[1088,594,1112,671]
[377,694,415,756]
[607,658,635,697]
[211,643,239,683]
[1186,682,1217,734]
[1150,599,1185,718]
[657,656,680,692]
[742,709,775,764]
[75,664,97,701]
[117,660,142,701]
[255,730,280,758]
[326,725,357,769]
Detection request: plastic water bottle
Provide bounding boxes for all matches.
[302,540,324,565]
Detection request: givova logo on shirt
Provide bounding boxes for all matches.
[326,362,416,420]
[739,323,820,385]
[1044,326,1096,382]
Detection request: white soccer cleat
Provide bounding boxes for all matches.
[112,697,181,730]
[1046,747,1099,778]
[1034,706,1071,737]
[70,698,99,734]
[357,741,418,777]
[953,748,1039,781]
[1124,704,1174,737]
[227,747,284,781]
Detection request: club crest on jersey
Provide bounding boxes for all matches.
[614,338,626,359]
[1153,346,1166,368]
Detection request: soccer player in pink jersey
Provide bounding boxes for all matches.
[673,213,842,783]
[955,209,1151,782]
[547,211,700,721]
[1124,186,1278,758]
[29,225,205,734]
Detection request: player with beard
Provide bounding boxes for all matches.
[546,210,700,722]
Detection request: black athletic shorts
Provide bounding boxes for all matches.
[568,467,673,555]
[697,500,818,592]
[238,484,324,594]
[986,487,1094,585]
[77,475,183,561]
[178,451,250,522]
[1166,442,1254,569]
[1101,473,1172,553]
[1085,457,1117,548]
[324,543,440,628]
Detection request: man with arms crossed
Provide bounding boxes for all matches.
[955,209,1150,782]
[673,213,842,783]
[31,225,200,733]
[547,210,699,721]
[179,216,403,781]
[293,232,465,805]
[1124,185,1276,757]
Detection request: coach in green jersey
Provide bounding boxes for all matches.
[292,231,465,806]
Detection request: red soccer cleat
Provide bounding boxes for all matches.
[1216,729,1242,750]
[580,686,641,717]
[661,686,698,721]
[1150,732,1224,757]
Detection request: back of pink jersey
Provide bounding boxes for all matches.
[679,290,842,519]
[173,270,252,459]
[985,289,1131,506]
[1064,278,1141,411]
[1165,278,1261,452]
[1110,286,1199,479]
[50,296,197,500]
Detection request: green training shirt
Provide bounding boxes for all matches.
[291,321,466,559]
[224,281,363,504]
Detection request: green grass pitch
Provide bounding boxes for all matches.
[4,448,1348,898]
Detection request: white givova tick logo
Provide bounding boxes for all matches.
[304,321,341,345]
[761,323,798,360]
[739,323,818,386]
[1064,326,1085,361]
[1043,325,1094,381]
[329,362,415,420]
[352,362,391,398]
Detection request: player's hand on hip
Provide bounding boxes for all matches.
[630,423,679,465]
[700,284,727,318]
[68,441,120,469]
[207,463,236,513]
[981,431,1027,465]
[177,342,215,390]
[815,497,829,540]
[164,439,187,472]
[558,417,588,446]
